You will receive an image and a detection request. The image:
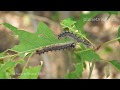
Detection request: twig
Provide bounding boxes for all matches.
[94,37,120,51]
[22,52,34,73]
[88,61,95,79]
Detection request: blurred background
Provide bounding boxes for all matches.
[0,11,120,79]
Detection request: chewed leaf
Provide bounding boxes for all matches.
[0,60,16,72]
[76,49,101,62]
[0,59,24,79]
[19,65,42,79]
[0,60,24,72]
[2,22,73,54]
[64,63,83,79]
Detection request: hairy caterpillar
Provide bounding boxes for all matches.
[36,42,76,55]
[58,31,91,46]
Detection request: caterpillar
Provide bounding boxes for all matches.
[58,31,91,46]
[36,42,76,55]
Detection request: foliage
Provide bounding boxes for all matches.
[0,11,120,79]
[0,59,24,79]
[19,65,42,79]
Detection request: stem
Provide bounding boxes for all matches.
[94,37,120,51]
[22,52,34,73]
[0,49,34,59]
[61,23,95,48]
[88,62,91,69]
[101,37,120,47]
[88,61,95,79]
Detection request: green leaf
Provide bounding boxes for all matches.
[0,60,23,72]
[65,63,83,79]
[74,53,82,63]
[108,60,120,71]
[0,72,7,79]
[76,50,101,62]
[60,17,76,30]
[0,52,6,59]
[8,60,24,75]
[65,72,77,79]
[0,72,11,79]
[0,59,24,79]
[117,27,120,42]
[19,65,42,79]
[74,63,83,77]
[2,22,73,54]
[80,43,87,50]
[0,60,16,72]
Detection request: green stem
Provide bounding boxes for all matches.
[101,37,120,47]
[61,23,95,48]
[0,47,37,59]
[94,37,120,51]
[22,52,34,73]
[88,61,95,79]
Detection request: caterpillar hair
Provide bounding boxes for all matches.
[58,31,91,46]
[36,42,76,55]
